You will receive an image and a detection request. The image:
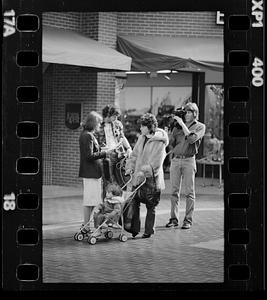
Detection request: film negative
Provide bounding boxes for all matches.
[2,0,264,291]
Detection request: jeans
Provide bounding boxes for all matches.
[169,157,196,225]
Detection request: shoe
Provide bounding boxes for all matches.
[142,233,151,239]
[80,224,93,234]
[181,223,191,229]
[165,219,179,228]
[132,232,138,238]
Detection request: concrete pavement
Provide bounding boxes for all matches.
[42,177,224,283]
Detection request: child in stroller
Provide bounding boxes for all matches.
[93,183,123,230]
[74,182,126,244]
[88,182,129,245]
[74,176,147,244]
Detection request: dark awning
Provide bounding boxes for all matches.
[42,26,132,71]
[117,35,223,72]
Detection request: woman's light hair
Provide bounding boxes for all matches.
[82,111,102,131]
[184,102,199,120]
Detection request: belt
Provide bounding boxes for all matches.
[174,155,194,159]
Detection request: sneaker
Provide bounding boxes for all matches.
[81,227,93,234]
[181,223,191,229]
[165,219,178,228]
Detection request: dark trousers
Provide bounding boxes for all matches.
[102,154,126,188]
[110,156,125,187]
[131,190,161,235]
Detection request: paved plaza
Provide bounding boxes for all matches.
[42,177,224,284]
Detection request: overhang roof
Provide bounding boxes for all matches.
[42,26,132,71]
[117,35,223,72]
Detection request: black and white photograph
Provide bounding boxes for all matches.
[42,10,225,283]
[2,0,265,291]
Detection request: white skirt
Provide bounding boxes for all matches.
[82,178,102,206]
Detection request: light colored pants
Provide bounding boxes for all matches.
[169,157,196,225]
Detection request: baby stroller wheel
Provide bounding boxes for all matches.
[76,232,84,241]
[105,230,113,239]
[88,236,97,245]
[119,234,128,242]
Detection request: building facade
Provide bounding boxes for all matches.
[42,11,223,186]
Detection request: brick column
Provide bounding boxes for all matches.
[97,13,118,113]
[80,12,118,115]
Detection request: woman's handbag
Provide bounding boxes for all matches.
[136,166,160,208]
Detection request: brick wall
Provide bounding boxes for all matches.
[43,11,223,39]
[50,65,98,185]
[80,12,99,40]
[43,12,81,32]
[42,62,98,186]
[117,11,223,38]
[96,72,116,112]
[98,12,117,48]
[96,12,117,115]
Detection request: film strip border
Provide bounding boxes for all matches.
[224,1,264,289]
[2,0,264,291]
[2,1,42,290]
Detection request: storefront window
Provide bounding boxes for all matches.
[152,86,192,114]
[203,84,224,162]
[118,84,192,147]
[118,87,150,147]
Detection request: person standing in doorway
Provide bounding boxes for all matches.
[78,111,113,234]
[165,102,206,229]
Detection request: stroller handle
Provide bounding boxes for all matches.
[131,177,146,193]
[121,173,133,190]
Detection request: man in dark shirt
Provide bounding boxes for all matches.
[165,102,206,229]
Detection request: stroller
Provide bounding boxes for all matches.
[74,174,146,245]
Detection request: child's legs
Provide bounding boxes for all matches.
[94,213,106,228]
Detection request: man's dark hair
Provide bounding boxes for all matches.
[109,106,121,117]
[102,105,110,118]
